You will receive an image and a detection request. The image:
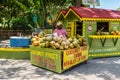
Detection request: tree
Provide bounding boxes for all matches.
[0,0,76,29]
[117,7,120,10]
[13,0,73,28]
[0,0,16,29]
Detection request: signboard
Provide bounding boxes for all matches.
[82,0,100,6]
[31,50,60,71]
[63,46,88,69]
[30,48,62,73]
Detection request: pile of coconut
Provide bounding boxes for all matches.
[31,34,87,50]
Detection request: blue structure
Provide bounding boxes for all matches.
[10,37,30,47]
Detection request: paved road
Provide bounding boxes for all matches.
[0,57,120,80]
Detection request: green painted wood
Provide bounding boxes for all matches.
[30,46,62,73]
[65,11,80,21]
[0,51,30,59]
[89,38,120,54]
[84,21,120,58]
[110,22,120,31]
[83,21,97,46]
[30,46,88,73]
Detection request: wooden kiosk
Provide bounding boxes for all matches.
[56,6,120,58]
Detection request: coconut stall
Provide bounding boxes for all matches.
[56,6,120,58]
[30,28,88,73]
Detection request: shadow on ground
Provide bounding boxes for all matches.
[0,57,120,80]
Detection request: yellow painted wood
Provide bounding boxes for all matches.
[64,9,81,21]
[89,35,120,39]
[0,48,30,52]
[82,18,120,21]
[89,52,120,58]
[56,12,65,21]
[66,22,76,37]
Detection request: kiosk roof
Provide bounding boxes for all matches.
[70,6,120,19]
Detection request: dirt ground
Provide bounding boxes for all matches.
[0,57,120,80]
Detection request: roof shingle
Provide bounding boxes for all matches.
[70,6,120,19]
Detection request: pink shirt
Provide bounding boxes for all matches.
[53,28,67,38]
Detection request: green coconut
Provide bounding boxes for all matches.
[68,38,73,42]
[40,43,46,48]
[59,46,64,50]
[45,41,50,47]
[69,43,74,49]
[54,43,60,48]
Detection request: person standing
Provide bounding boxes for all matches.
[53,21,68,38]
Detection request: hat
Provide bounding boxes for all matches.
[56,21,63,27]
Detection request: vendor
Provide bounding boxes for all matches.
[53,21,68,38]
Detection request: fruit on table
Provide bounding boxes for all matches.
[111,30,120,35]
[50,41,55,46]
[54,43,60,48]
[31,34,87,50]
[101,32,109,35]
[45,41,50,47]
[96,31,101,35]
[68,38,73,43]
[111,31,116,35]
[32,40,39,46]
[76,34,81,39]
[69,43,74,49]
[39,43,46,48]
[59,46,64,50]
[72,41,78,47]
[38,31,46,38]
[31,36,41,46]
[96,31,109,35]
[65,46,69,49]
[31,37,36,42]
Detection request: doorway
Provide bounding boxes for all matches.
[76,21,83,36]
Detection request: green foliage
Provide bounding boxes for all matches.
[0,0,2,1]
[10,17,34,31]
[0,0,77,29]
[117,7,120,10]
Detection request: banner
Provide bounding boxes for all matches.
[63,46,88,69]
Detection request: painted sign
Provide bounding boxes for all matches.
[63,46,88,69]
[30,49,61,73]
[82,0,100,6]
[31,50,44,67]
[31,50,59,71]
[88,25,92,32]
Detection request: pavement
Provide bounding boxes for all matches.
[0,57,120,80]
[0,40,10,48]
